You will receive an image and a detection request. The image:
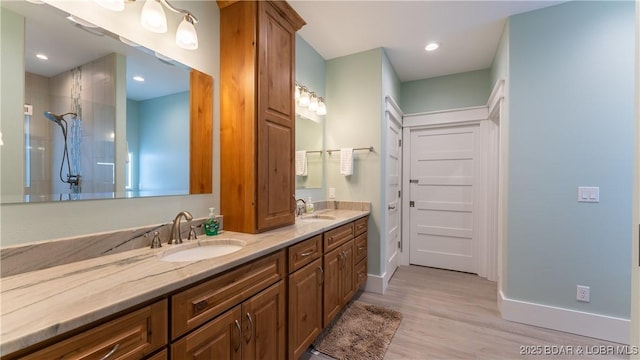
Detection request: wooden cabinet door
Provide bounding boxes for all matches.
[256,1,296,231]
[21,300,167,360]
[171,306,242,360]
[323,246,342,327]
[241,281,286,360]
[288,258,323,360]
[339,240,356,306]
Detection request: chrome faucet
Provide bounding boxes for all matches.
[168,211,193,244]
[295,198,306,217]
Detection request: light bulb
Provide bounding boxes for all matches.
[176,15,198,50]
[95,0,124,11]
[294,85,300,100]
[317,100,327,115]
[141,0,167,33]
[299,88,310,107]
[308,95,318,111]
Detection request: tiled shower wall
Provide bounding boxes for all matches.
[25,53,117,199]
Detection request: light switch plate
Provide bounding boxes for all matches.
[577,186,599,203]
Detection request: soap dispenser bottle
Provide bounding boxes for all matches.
[306,197,314,213]
[204,207,220,236]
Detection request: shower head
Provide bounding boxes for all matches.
[43,111,77,124]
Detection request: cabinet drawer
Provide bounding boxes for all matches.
[171,250,285,339]
[354,233,367,264]
[323,222,354,252]
[21,300,167,360]
[288,235,322,273]
[355,258,367,290]
[354,216,368,236]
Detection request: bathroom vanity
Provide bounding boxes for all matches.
[0,206,369,360]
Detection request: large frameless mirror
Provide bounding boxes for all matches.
[0,1,208,203]
[295,103,324,190]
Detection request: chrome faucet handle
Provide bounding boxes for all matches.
[150,231,162,249]
[188,225,198,240]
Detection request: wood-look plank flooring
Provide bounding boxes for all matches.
[304,265,627,360]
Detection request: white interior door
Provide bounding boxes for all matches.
[385,112,402,283]
[409,125,479,273]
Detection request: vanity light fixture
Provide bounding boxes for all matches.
[425,42,440,51]
[141,0,167,33]
[298,86,310,107]
[295,82,327,116]
[95,0,199,50]
[317,98,327,116]
[175,13,198,50]
[308,94,318,112]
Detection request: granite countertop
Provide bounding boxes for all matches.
[0,209,369,356]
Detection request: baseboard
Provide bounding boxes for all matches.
[499,290,630,344]
[364,273,385,294]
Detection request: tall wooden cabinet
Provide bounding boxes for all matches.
[219,1,306,233]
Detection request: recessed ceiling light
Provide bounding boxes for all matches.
[36,53,48,60]
[425,42,440,52]
[133,76,145,82]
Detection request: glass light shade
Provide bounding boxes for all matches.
[176,16,198,50]
[308,95,318,111]
[294,85,300,100]
[141,0,167,33]
[95,0,125,11]
[299,89,310,106]
[317,101,327,115]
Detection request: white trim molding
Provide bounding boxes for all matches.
[401,105,497,282]
[500,290,630,344]
[403,106,488,128]
[365,273,385,294]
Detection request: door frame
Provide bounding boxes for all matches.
[383,96,403,291]
[400,81,504,282]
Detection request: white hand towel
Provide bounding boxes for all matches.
[295,150,307,176]
[340,148,353,176]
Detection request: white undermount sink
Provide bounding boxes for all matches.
[160,239,246,262]
[298,214,336,221]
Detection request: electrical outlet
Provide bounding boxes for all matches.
[328,187,336,199]
[576,285,590,302]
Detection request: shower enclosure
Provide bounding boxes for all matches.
[23,57,116,201]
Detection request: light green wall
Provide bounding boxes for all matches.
[400,69,491,114]
[506,0,634,318]
[326,48,384,275]
[1,8,25,200]
[295,34,326,202]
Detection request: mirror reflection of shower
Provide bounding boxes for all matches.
[43,111,81,193]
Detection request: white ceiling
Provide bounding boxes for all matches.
[289,1,565,82]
